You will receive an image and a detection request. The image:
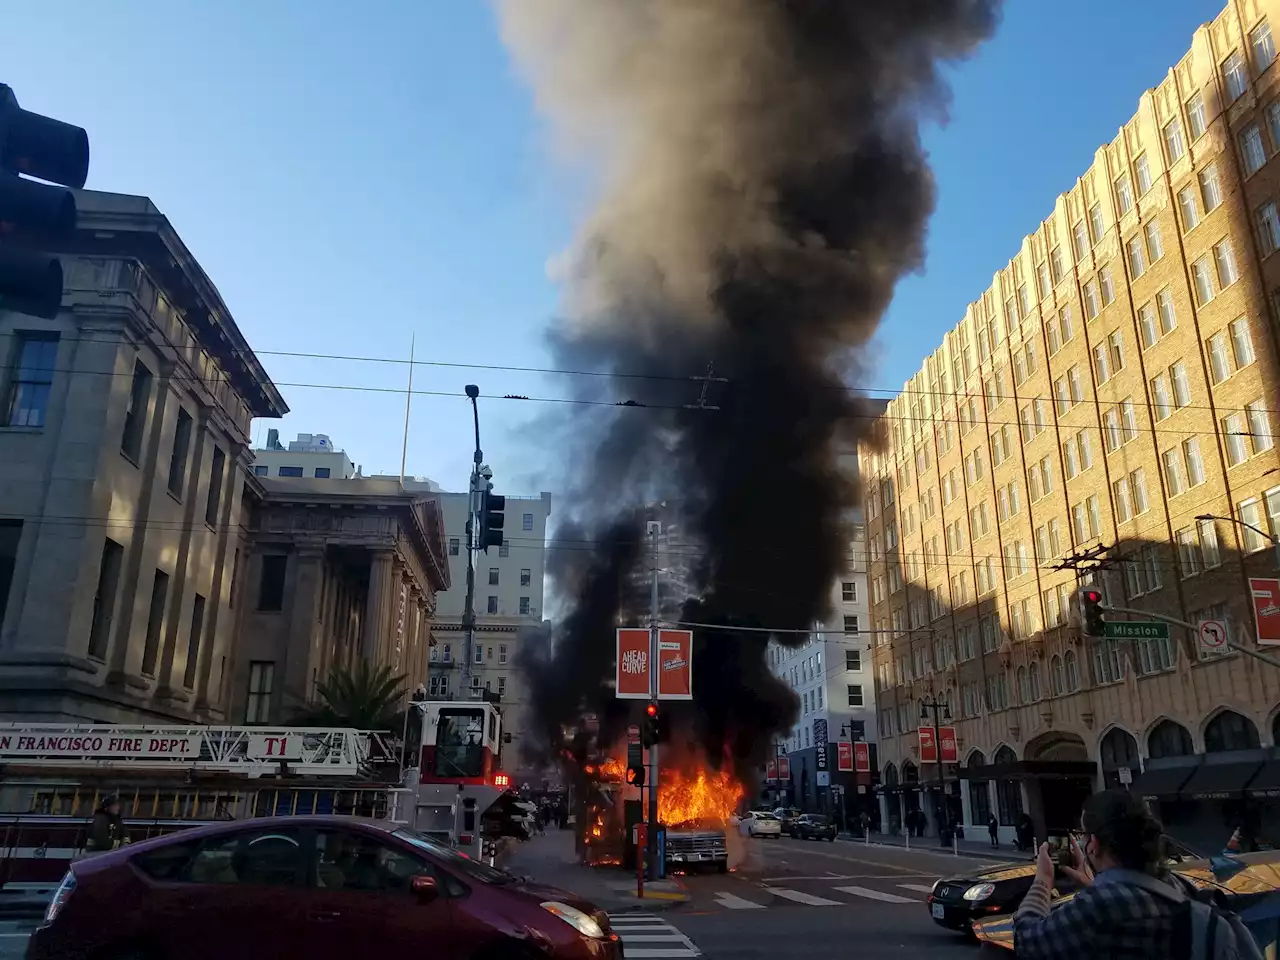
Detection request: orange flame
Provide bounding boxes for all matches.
[658,765,744,827]
[598,757,626,781]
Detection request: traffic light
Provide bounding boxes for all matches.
[478,484,505,552]
[0,84,89,319]
[1081,589,1106,637]
[640,702,659,748]
[626,764,645,786]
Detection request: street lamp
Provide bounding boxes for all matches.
[1195,513,1280,567]
[920,694,951,834]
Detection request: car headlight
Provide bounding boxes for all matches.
[540,901,606,939]
[962,883,996,901]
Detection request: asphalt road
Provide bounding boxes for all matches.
[636,835,1020,959]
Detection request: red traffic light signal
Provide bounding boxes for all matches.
[1083,590,1102,603]
[645,702,658,718]
[1080,589,1106,637]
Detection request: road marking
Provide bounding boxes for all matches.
[767,887,843,906]
[898,883,938,893]
[713,891,766,909]
[766,842,990,873]
[607,914,701,958]
[833,885,918,903]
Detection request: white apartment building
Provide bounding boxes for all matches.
[250,430,357,480]
[427,489,553,771]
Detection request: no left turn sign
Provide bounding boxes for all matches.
[1197,619,1229,654]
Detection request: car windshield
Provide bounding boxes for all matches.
[394,829,514,885]
[805,816,831,824]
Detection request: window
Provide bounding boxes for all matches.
[1176,527,1203,578]
[1178,186,1200,231]
[258,555,287,612]
[1093,341,1112,383]
[1230,318,1256,369]
[120,360,153,461]
[1155,288,1176,337]
[277,466,303,478]
[1134,155,1153,195]
[1150,373,1172,421]
[1051,244,1065,282]
[841,581,857,602]
[1224,51,1248,101]
[1083,280,1100,320]
[1240,498,1270,552]
[1145,221,1163,262]
[252,464,268,476]
[498,677,506,696]
[486,595,498,614]
[1200,165,1223,212]
[1224,413,1249,466]
[1242,124,1267,175]
[1184,437,1207,488]
[1270,102,1280,151]
[86,536,123,660]
[1165,118,1186,162]
[1089,203,1104,244]
[163,408,195,497]
[488,567,499,586]
[1215,241,1239,287]
[522,513,534,531]
[1258,201,1280,255]
[1100,267,1116,305]
[1127,236,1146,278]
[1253,21,1276,72]
[845,648,861,672]
[1171,362,1191,409]
[519,596,531,615]
[843,614,860,635]
[314,467,331,479]
[5,334,58,428]
[1192,256,1215,304]
[1247,399,1274,454]
[499,540,510,558]
[1187,92,1207,139]
[141,569,170,676]
[520,568,531,587]
[1124,545,1162,599]
[1073,220,1089,261]
[203,445,226,526]
[183,594,206,689]
[1163,447,1188,496]
[499,643,508,664]
[448,538,460,556]
[1208,332,1232,384]
[1115,174,1134,214]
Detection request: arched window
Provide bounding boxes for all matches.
[1148,720,1194,759]
[967,750,991,825]
[1017,666,1030,702]
[883,763,899,787]
[1049,655,1065,696]
[1063,650,1080,691]
[992,745,1022,825]
[1204,710,1261,752]
[1028,662,1041,701]
[1101,728,1140,768]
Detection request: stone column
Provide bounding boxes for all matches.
[284,544,326,706]
[362,549,394,662]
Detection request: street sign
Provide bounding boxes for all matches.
[1103,621,1170,641]
[939,726,958,764]
[656,629,694,700]
[777,756,791,780]
[1118,766,1133,785]
[766,759,778,782]
[615,628,651,699]
[1250,578,1280,646]
[627,724,640,744]
[918,727,937,763]
[836,741,854,772]
[816,771,830,787]
[853,742,871,773]
[1197,619,1229,655]
[813,719,829,773]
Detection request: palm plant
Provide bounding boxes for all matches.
[290,660,408,730]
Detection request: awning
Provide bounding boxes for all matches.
[1244,760,1280,798]
[1131,764,1196,800]
[1179,761,1264,800]
[968,760,1097,781]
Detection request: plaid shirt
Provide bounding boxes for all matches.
[1013,869,1183,959]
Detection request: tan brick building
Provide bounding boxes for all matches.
[864,0,1280,852]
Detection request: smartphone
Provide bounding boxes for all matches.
[1048,835,1074,868]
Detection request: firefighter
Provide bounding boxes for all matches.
[86,794,129,852]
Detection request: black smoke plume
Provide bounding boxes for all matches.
[502,0,1001,777]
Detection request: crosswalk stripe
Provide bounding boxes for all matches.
[898,883,937,894]
[768,887,843,906]
[713,891,766,909]
[607,915,701,958]
[623,952,700,959]
[833,885,918,903]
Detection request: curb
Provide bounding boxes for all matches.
[837,835,1020,863]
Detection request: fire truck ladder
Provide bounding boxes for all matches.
[0,724,391,778]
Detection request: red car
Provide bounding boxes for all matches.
[26,815,622,960]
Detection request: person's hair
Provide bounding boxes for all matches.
[1081,789,1165,872]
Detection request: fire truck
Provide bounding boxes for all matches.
[0,699,512,885]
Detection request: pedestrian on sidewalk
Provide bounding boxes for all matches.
[988,813,999,848]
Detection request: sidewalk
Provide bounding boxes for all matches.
[840,831,1029,862]
[503,828,690,913]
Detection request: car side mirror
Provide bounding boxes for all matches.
[411,875,439,903]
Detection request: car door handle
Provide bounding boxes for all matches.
[308,909,341,922]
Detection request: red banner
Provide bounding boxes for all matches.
[918,726,937,764]
[615,628,651,699]
[939,726,958,764]
[836,741,853,772]
[766,759,778,782]
[777,756,791,780]
[854,741,871,773]
[1251,578,1280,646]
[656,629,694,700]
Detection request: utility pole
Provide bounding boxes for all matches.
[647,519,661,881]
[461,385,482,693]
[919,693,950,832]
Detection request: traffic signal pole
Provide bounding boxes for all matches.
[646,520,660,881]
[461,386,482,689]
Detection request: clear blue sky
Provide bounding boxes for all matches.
[2,0,1220,496]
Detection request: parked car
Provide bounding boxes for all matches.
[772,808,802,836]
[738,811,782,838]
[792,815,837,842]
[926,835,1202,936]
[25,815,622,960]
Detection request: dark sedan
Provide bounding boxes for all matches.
[792,815,837,842]
[926,835,1201,935]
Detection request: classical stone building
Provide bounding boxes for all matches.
[865,0,1280,852]
[0,190,286,723]
[228,476,450,724]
